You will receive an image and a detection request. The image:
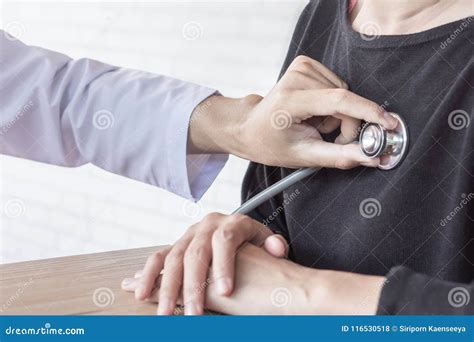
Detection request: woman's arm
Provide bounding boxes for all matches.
[123,232,474,315]
[122,243,386,315]
[377,266,474,315]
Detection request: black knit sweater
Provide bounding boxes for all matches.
[242,0,473,314]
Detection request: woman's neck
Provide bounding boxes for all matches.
[351,0,472,35]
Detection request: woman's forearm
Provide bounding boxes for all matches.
[206,245,387,315]
[304,269,385,315]
[122,242,387,315]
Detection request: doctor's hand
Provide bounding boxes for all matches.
[123,213,289,315]
[188,55,398,169]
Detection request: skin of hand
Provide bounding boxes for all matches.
[187,55,398,169]
[122,243,386,315]
[128,213,290,315]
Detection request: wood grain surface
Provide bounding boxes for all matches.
[0,246,163,315]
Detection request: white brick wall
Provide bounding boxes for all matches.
[0,0,307,263]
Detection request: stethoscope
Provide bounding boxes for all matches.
[234,113,409,214]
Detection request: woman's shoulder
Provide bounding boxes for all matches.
[292,0,344,46]
[299,0,341,23]
[280,0,343,76]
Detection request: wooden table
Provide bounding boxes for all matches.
[0,246,163,315]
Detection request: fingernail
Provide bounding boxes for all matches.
[383,112,398,129]
[157,298,173,315]
[216,277,232,296]
[184,302,201,315]
[271,235,289,257]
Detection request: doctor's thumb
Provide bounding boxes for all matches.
[263,234,289,259]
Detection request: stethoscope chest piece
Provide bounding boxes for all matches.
[234,113,410,214]
[359,113,409,170]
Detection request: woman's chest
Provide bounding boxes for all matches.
[283,46,473,279]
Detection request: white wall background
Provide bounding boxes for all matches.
[0,0,307,263]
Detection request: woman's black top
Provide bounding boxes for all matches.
[242,0,473,314]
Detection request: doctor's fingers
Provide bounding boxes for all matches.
[156,232,197,315]
[211,215,274,297]
[295,139,380,169]
[134,246,171,300]
[334,115,361,145]
[284,89,398,130]
[182,231,214,315]
[287,55,348,89]
[282,70,335,91]
[263,234,289,259]
[122,276,184,307]
[177,214,275,315]
[159,214,224,315]
[307,115,360,145]
[315,116,341,134]
[310,115,360,143]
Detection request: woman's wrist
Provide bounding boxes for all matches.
[301,268,386,315]
[187,94,260,157]
[283,266,329,315]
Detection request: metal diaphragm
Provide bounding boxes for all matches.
[359,113,409,170]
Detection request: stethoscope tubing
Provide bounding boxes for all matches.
[233,114,409,215]
[232,167,320,215]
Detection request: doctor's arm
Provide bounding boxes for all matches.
[0,33,398,199]
[0,32,222,200]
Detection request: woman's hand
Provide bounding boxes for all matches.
[122,244,386,315]
[125,213,289,315]
[188,55,398,169]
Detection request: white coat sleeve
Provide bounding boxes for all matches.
[0,32,228,200]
